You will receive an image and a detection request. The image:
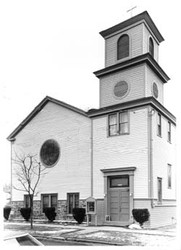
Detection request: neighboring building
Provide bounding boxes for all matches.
[7,11,176,228]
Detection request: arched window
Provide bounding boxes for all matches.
[117,34,129,60]
[149,37,154,57]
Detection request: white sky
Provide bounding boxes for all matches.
[1,0,181,187]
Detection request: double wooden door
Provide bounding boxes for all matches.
[108,176,130,222]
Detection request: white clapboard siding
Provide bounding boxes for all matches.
[100,64,145,108]
[105,23,143,67]
[12,102,91,201]
[151,112,176,200]
[92,107,149,199]
[143,24,159,61]
[145,65,164,104]
[152,113,176,200]
[105,23,159,68]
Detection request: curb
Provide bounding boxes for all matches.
[35,235,126,246]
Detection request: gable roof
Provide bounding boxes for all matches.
[100,11,164,43]
[7,96,88,141]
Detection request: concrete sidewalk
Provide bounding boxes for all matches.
[4,220,177,247]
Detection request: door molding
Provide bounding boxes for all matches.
[101,167,136,224]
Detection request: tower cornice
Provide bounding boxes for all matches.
[87,96,176,125]
[100,11,164,43]
[93,53,170,83]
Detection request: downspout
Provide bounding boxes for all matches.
[90,119,93,197]
[9,138,16,205]
[148,107,155,208]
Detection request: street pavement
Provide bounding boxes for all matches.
[3,220,179,247]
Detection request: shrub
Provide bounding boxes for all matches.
[132,208,150,226]
[43,207,56,222]
[4,206,11,220]
[20,207,31,221]
[72,208,86,224]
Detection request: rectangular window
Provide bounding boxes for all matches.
[168,121,171,142]
[67,193,79,214]
[110,175,129,188]
[108,111,129,136]
[41,194,58,212]
[24,195,32,208]
[108,114,117,136]
[157,113,162,136]
[168,164,172,189]
[119,112,129,134]
[157,178,162,203]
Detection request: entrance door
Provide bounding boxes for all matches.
[108,175,130,222]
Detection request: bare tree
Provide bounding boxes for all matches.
[3,183,11,205]
[3,183,11,194]
[13,153,47,229]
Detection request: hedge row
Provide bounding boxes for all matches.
[4,206,11,220]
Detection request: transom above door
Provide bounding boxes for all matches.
[110,175,129,188]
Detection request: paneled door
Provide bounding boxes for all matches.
[108,175,130,221]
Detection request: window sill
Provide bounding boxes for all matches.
[157,134,162,138]
[155,204,176,207]
[108,132,129,138]
[117,55,130,63]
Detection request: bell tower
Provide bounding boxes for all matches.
[94,11,170,108]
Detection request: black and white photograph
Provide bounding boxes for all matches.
[1,0,181,248]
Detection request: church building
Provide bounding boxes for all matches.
[8,11,176,228]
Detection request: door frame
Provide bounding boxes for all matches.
[108,176,130,221]
[101,167,136,225]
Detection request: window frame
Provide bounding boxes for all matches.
[110,175,129,188]
[119,111,129,135]
[157,177,162,203]
[24,194,33,208]
[167,121,171,143]
[108,113,118,136]
[67,193,79,215]
[117,34,129,60]
[157,113,162,137]
[149,37,154,57]
[167,164,172,189]
[108,111,129,137]
[41,193,58,212]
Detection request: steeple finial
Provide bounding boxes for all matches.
[127,6,137,18]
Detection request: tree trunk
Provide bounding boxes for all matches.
[30,195,33,229]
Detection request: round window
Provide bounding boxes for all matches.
[114,81,129,98]
[153,82,158,98]
[40,139,60,167]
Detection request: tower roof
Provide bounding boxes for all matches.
[100,11,164,43]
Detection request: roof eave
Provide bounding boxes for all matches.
[87,97,176,125]
[7,96,88,141]
[93,53,170,83]
[100,11,164,43]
